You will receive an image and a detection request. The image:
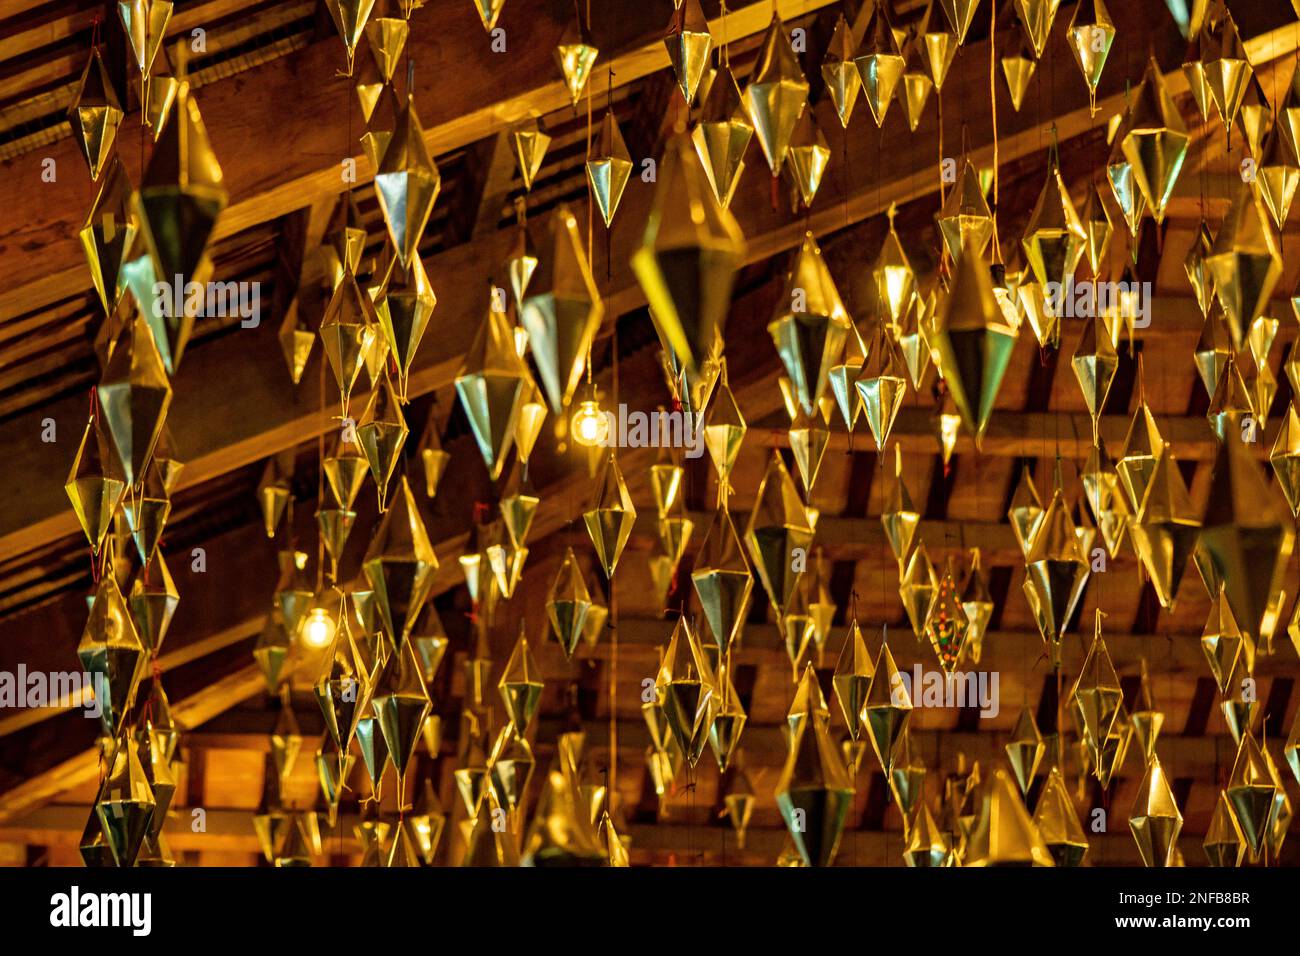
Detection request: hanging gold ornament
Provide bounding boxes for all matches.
[1014,0,1060,59]
[1023,485,1091,660]
[854,4,905,128]
[899,542,937,641]
[822,15,861,127]
[1202,589,1246,697]
[904,802,951,867]
[323,0,377,72]
[769,232,850,417]
[925,561,969,672]
[455,304,531,480]
[863,642,912,773]
[122,462,170,565]
[81,158,136,324]
[889,728,926,819]
[489,722,536,820]
[703,365,746,487]
[897,39,933,133]
[965,769,1055,866]
[785,109,831,206]
[1269,403,1300,517]
[708,663,747,772]
[1072,611,1124,768]
[356,372,409,510]
[1203,791,1245,867]
[374,93,441,269]
[1067,0,1115,114]
[547,547,591,658]
[881,446,921,565]
[665,0,711,106]
[511,382,547,467]
[831,621,874,741]
[97,315,172,489]
[472,0,506,31]
[1130,756,1183,867]
[1195,310,1232,404]
[1196,434,1295,645]
[1129,450,1200,610]
[724,766,756,847]
[691,504,754,653]
[930,239,1018,446]
[634,134,745,373]
[136,76,226,296]
[744,451,813,615]
[79,573,148,736]
[1071,314,1118,445]
[520,205,603,411]
[365,17,408,82]
[828,320,867,430]
[1185,220,1216,318]
[376,251,436,402]
[587,110,633,227]
[319,270,379,415]
[938,0,980,45]
[1120,56,1190,224]
[324,428,370,512]
[656,616,716,766]
[1022,164,1086,289]
[118,0,172,97]
[511,116,551,191]
[555,19,599,106]
[917,0,958,90]
[94,734,156,868]
[960,548,994,663]
[1207,183,1282,352]
[1105,130,1147,237]
[854,319,909,449]
[256,454,292,543]
[1237,73,1272,162]
[743,14,809,174]
[1078,181,1113,276]
[1034,768,1089,866]
[1117,399,1165,514]
[129,552,178,653]
[776,713,854,867]
[66,415,126,556]
[937,160,995,262]
[362,476,437,648]
[583,453,636,578]
[874,205,916,326]
[788,407,829,493]
[1203,8,1252,132]
[1006,708,1045,795]
[692,69,753,209]
[1000,33,1036,113]
[1129,662,1165,762]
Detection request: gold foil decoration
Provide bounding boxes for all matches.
[554,19,599,106]
[665,0,711,106]
[743,14,809,174]
[1129,450,1200,610]
[965,769,1055,866]
[323,0,377,72]
[1130,756,1182,866]
[587,110,633,227]
[1071,315,1118,445]
[930,240,1018,446]
[95,733,156,868]
[320,270,379,415]
[67,415,126,555]
[785,110,831,206]
[1203,8,1252,131]
[692,504,753,653]
[855,319,909,449]
[79,574,148,736]
[1014,0,1060,59]
[583,453,636,578]
[822,15,860,127]
[81,157,136,318]
[937,160,994,262]
[511,117,550,191]
[1207,183,1282,352]
[854,4,905,127]
[547,548,591,658]
[362,476,437,647]
[1270,403,1300,516]
[520,205,603,411]
[745,451,813,615]
[776,712,854,866]
[769,232,850,417]
[1035,768,1089,866]
[863,642,912,773]
[1006,708,1045,794]
[1000,33,1036,112]
[1067,0,1115,114]
[97,315,172,488]
[1120,56,1190,224]
[1204,791,1245,867]
[455,305,530,480]
[374,93,441,269]
[356,373,409,510]
[365,17,408,82]
[692,69,752,210]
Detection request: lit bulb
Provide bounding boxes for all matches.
[302,607,336,648]
[571,400,608,447]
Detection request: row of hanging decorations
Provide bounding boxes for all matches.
[65,0,1300,867]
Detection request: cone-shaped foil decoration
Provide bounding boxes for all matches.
[769,232,850,417]
[1035,768,1089,866]
[691,504,753,653]
[370,640,430,799]
[587,110,633,227]
[938,160,995,262]
[965,769,1055,866]
[665,0,712,107]
[1129,450,1200,610]
[1022,165,1087,290]
[66,415,126,555]
[1068,0,1115,114]
[547,548,591,658]
[511,117,550,191]
[362,476,437,648]
[785,110,831,207]
[1129,756,1183,866]
[854,320,909,449]
[499,628,544,730]
[692,69,753,209]
[743,14,809,174]
[521,205,604,411]
[1071,315,1118,445]
[863,642,912,773]
[822,15,861,127]
[356,372,409,510]
[455,305,530,480]
[555,19,599,106]
[377,251,436,401]
[97,315,172,489]
[95,734,156,868]
[1207,182,1282,352]
[79,574,148,736]
[81,157,137,316]
[1023,486,1091,656]
[930,240,1018,446]
[854,5,905,127]
[68,48,123,181]
[583,454,636,578]
[634,134,745,374]
[776,715,854,866]
[320,270,379,415]
[745,452,813,615]
[374,93,441,269]
[1006,708,1045,794]
[1120,57,1189,224]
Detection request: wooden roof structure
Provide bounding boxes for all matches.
[0,0,1299,867]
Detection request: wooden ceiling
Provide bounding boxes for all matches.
[0,0,1299,867]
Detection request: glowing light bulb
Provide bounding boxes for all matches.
[302,607,336,648]
[571,400,608,447]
